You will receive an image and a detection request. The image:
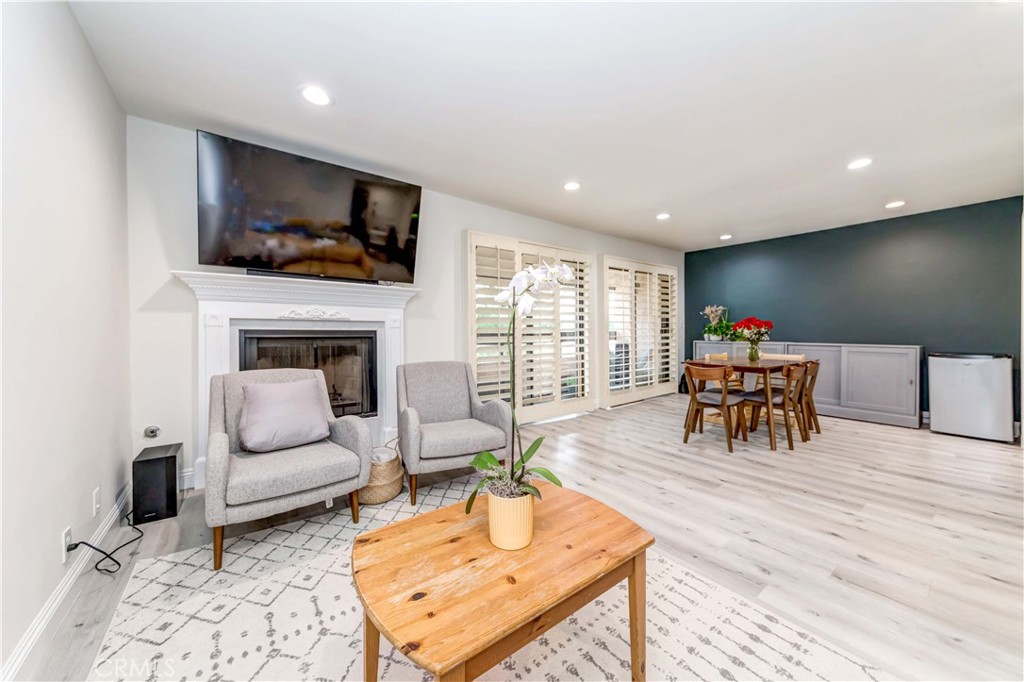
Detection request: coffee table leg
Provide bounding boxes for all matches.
[436,663,466,681]
[364,611,380,682]
[628,550,647,681]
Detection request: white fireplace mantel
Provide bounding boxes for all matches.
[173,270,419,489]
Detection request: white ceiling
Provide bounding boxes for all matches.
[71,2,1023,251]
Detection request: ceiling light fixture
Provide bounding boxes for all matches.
[847,158,872,170]
[563,181,581,191]
[656,213,671,220]
[720,234,733,241]
[301,85,332,106]
[885,200,906,209]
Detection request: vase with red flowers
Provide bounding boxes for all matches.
[732,316,774,361]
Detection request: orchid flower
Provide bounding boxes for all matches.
[493,261,575,317]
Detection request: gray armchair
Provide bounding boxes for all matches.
[397,361,512,505]
[205,368,372,569]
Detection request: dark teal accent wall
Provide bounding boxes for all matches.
[684,196,1022,419]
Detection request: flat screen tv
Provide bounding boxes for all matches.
[197,131,420,284]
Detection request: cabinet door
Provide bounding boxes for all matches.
[787,344,841,406]
[841,346,918,415]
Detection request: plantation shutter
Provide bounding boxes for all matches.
[558,256,591,402]
[471,242,516,402]
[468,233,593,422]
[607,267,633,394]
[520,247,559,408]
[603,257,678,406]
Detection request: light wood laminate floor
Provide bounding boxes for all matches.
[22,394,1023,681]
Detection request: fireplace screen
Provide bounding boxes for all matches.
[239,331,377,418]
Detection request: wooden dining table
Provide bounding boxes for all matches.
[683,356,804,451]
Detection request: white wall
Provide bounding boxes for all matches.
[1,2,131,666]
[126,117,686,478]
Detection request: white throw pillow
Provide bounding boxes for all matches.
[239,379,330,453]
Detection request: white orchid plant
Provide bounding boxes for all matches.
[465,262,573,513]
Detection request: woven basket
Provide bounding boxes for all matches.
[360,443,404,505]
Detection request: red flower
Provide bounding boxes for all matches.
[731,316,773,331]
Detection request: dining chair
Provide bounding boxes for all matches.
[683,362,747,454]
[744,363,809,450]
[703,353,745,392]
[802,360,822,435]
[753,353,806,390]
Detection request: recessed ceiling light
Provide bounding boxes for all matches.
[847,158,872,170]
[301,85,332,106]
[563,181,581,191]
[885,200,906,209]
[656,213,671,220]
[720,234,733,241]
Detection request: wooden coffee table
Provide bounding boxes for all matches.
[352,482,654,681]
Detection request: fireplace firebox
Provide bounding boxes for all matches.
[239,330,377,418]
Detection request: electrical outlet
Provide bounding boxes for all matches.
[92,487,101,518]
[61,526,73,565]
[325,498,334,509]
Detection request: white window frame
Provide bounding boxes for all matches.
[466,232,596,423]
[600,255,679,408]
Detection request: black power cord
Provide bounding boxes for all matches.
[65,508,144,575]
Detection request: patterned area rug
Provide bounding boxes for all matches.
[91,476,883,681]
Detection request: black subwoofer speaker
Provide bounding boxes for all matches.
[132,442,183,524]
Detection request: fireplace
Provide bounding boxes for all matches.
[239,330,378,418]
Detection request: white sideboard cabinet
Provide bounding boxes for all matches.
[690,340,921,428]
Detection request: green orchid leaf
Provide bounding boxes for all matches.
[526,467,563,487]
[464,478,488,513]
[520,483,542,500]
[520,432,544,464]
[469,451,501,471]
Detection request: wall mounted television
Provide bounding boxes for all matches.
[197,130,420,284]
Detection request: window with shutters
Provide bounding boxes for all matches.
[467,233,593,422]
[603,256,678,406]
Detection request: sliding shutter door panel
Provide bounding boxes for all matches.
[559,257,590,401]
[472,243,516,403]
[520,248,558,408]
[607,266,634,393]
[604,257,678,406]
[657,273,677,384]
[468,234,594,422]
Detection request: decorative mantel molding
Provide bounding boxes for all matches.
[278,308,352,321]
[172,270,419,307]
[173,270,417,489]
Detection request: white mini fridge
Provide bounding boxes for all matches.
[928,353,1014,442]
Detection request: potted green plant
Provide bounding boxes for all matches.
[701,305,727,341]
[465,262,569,550]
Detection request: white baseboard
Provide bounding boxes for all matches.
[1,484,132,681]
[180,467,195,491]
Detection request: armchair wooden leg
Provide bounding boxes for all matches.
[409,474,417,506]
[213,526,223,571]
[349,490,360,523]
